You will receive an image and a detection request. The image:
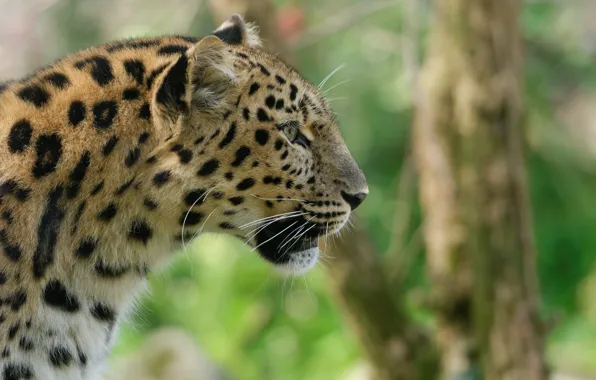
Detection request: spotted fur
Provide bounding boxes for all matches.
[0,14,367,380]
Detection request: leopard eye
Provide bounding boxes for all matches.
[283,125,298,142]
[277,121,311,148]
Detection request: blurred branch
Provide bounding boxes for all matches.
[322,221,438,380]
[295,0,401,50]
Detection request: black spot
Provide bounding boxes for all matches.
[97,203,117,221]
[8,322,20,340]
[307,176,316,184]
[275,75,286,84]
[78,349,88,366]
[281,164,291,171]
[219,222,234,230]
[123,59,146,85]
[275,99,285,109]
[44,72,70,89]
[66,151,91,198]
[102,135,119,156]
[76,238,97,258]
[265,95,276,109]
[236,178,255,191]
[68,101,86,127]
[194,136,205,145]
[123,88,140,100]
[0,230,22,261]
[91,302,116,322]
[107,38,161,52]
[19,337,34,351]
[18,85,50,108]
[143,198,158,210]
[43,279,80,312]
[219,123,237,148]
[128,220,153,244]
[0,180,30,201]
[171,144,183,152]
[8,120,33,153]
[1,210,13,224]
[229,197,244,205]
[71,201,86,234]
[197,159,219,176]
[256,108,270,122]
[33,187,64,278]
[0,270,6,284]
[3,363,32,380]
[32,134,62,178]
[146,156,157,164]
[177,149,193,164]
[152,171,171,187]
[274,139,284,151]
[280,150,289,160]
[236,52,249,59]
[93,101,118,129]
[231,146,251,167]
[290,84,298,101]
[155,55,189,114]
[90,182,104,196]
[248,83,260,95]
[258,64,271,76]
[255,129,269,145]
[116,178,134,196]
[286,180,294,189]
[243,108,250,120]
[74,56,114,86]
[158,44,188,55]
[1,347,9,358]
[146,64,168,89]
[138,131,150,144]
[9,291,26,311]
[184,189,207,206]
[95,260,129,278]
[138,103,151,120]
[49,346,73,367]
[125,147,141,167]
[179,211,203,226]
[225,172,234,180]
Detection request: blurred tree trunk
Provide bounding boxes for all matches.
[321,223,438,380]
[413,0,547,379]
[210,2,439,379]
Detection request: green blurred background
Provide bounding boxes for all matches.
[1,0,595,379]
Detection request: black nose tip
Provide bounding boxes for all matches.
[341,191,367,210]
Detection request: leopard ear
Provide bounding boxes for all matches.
[213,14,261,47]
[152,36,238,125]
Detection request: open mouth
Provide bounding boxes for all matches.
[254,214,320,265]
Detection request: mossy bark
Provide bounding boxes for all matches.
[413,0,547,379]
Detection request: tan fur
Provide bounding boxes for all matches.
[0,15,366,380]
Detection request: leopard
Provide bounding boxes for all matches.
[0,14,368,380]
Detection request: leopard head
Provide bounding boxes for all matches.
[150,15,367,274]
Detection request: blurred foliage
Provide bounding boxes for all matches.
[4,0,596,378]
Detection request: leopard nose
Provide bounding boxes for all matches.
[341,191,368,210]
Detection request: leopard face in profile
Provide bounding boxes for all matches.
[0,14,367,380]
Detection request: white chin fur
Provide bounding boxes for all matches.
[273,246,319,276]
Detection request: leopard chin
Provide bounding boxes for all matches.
[254,215,321,275]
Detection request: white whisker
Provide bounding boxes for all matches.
[250,194,308,203]
[318,63,347,89]
[250,221,298,252]
[182,185,217,253]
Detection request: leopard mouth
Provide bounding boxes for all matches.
[254,215,320,265]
